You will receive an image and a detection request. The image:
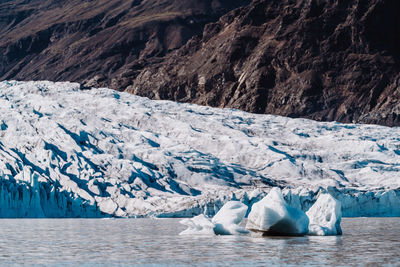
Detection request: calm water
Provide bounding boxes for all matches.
[0,218,399,266]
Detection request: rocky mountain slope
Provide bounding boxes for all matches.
[0,0,248,88]
[129,0,400,126]
[1,0,400,126]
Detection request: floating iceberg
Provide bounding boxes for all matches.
[178,190,348,237]
[212,201,249,235]
[307,193,342,236]
[180,201,248,235]
[179,214,215,235]
[246,188,309,235]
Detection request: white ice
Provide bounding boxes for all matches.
[179,214,215,235]
[212,201,249,235]
[307,193,342,236]
[246,188,309,235]
[181,192,343,236]
[0,81,399,217]
[180,201,248,235]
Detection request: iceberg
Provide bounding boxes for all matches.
[212,201,249,235]
[179,191,344,237]
[179,214,215,235]
[246,188,309,235]
[307,193,342,236]
[180,201,248,235]
[180,190,344,237]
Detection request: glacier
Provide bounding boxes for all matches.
[0,80,399,218]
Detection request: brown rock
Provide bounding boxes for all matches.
[128,0,400,126]
[0,0,249,88]
[1,0,400,126]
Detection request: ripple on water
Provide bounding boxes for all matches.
[0,218,398,266]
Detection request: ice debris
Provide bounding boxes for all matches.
[179,214,215,235]
[307,193,342,236]
[245,188,309,235]
[180,201,248,235]
[181,189,345,237]
[212,201,249,235]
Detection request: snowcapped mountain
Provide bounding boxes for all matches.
[0,81,399,217]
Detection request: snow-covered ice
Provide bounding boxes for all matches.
[307,193,342,236]
[0,80,399,217]
[246,188,309,235]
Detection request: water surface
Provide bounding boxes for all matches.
[0,218,398,266]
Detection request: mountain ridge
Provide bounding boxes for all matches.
[1,0,399,126]
[0,0,249,88]
[129,0,400,126]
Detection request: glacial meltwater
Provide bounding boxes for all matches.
[0,218,399,266]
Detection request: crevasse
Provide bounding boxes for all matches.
[0,81,399,217]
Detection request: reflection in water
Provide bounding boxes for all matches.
[0,218,398,266]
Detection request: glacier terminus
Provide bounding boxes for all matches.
[0,81,399,218]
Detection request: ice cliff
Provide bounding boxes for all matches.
[0,81,399,217]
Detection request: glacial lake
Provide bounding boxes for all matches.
[0,218,399,266]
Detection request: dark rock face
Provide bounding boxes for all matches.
[1,0,399,126]
[0,0,249,89]
[128,0,400,126]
